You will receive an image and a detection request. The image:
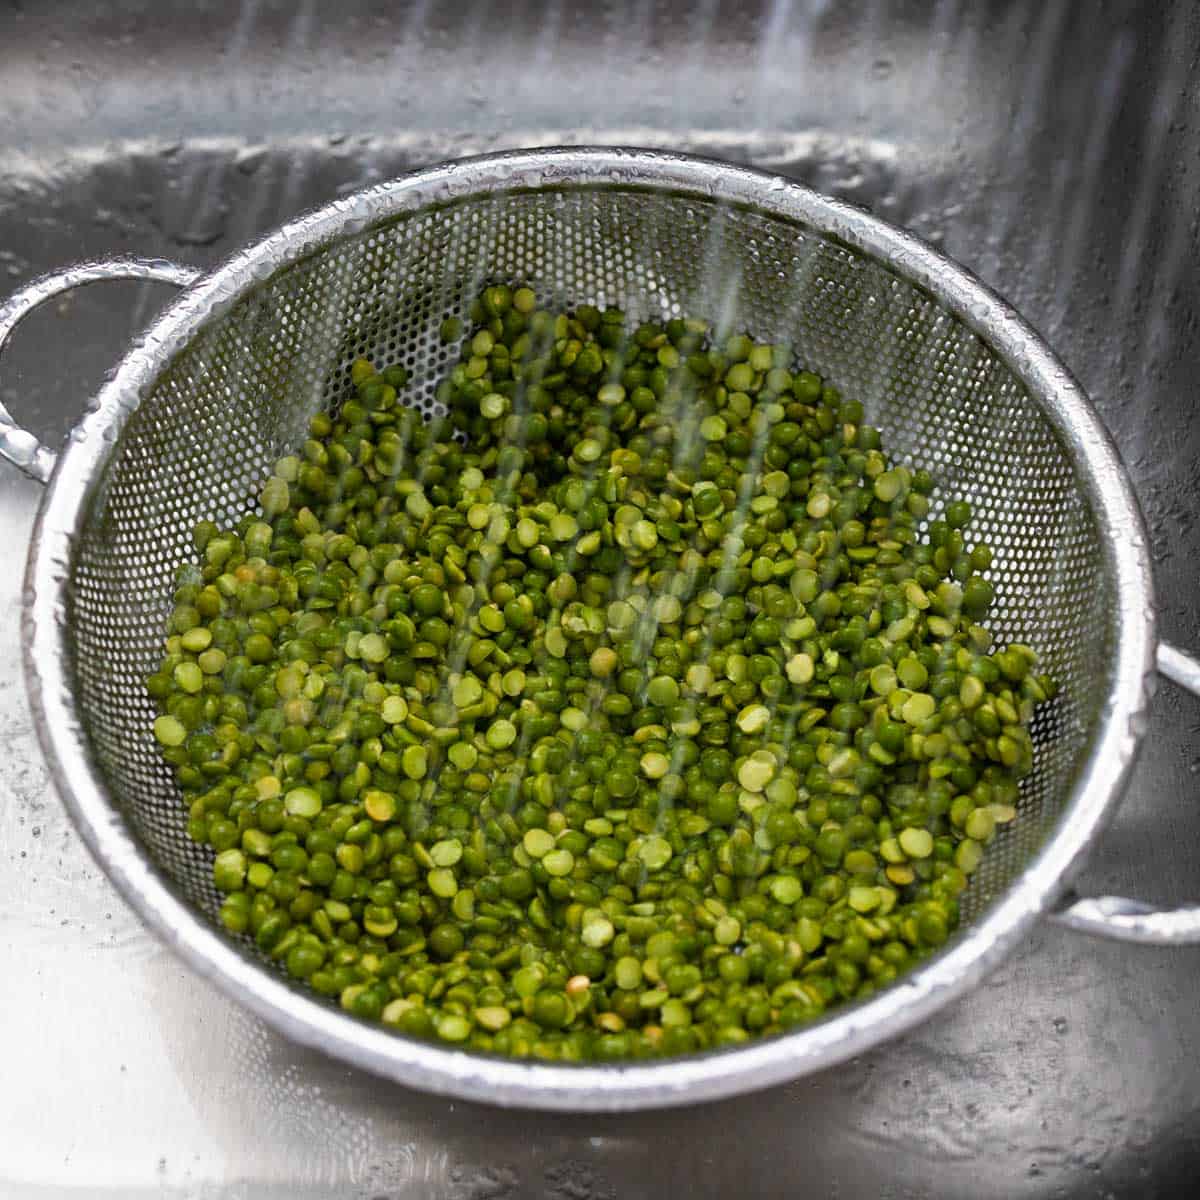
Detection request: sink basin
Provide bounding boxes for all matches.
[1,1,1198,1195]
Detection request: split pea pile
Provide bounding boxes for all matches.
[148,283,1054,1060]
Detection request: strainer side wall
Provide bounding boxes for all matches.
[66,186,1109,954]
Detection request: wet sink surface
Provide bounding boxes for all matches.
[1,1,1199,1196]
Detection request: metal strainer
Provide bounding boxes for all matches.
[2,148,1199,1111]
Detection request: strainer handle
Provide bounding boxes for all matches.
[0,258,201,484]
[1051,641,1200,945]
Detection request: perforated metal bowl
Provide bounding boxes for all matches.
[2,148,1199,1111]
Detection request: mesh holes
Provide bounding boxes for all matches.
[67,186,1108,955]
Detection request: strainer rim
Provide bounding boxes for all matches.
[22,146,1154,1110]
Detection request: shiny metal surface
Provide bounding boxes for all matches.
[1157,641,1200,697]
[13,143,1173,1109]
[1048,647,1200,945]
[2,0,1199,1192]
[0,258,200,481]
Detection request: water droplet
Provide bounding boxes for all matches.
[236,147,267,175]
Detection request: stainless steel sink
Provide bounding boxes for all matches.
[1,1,1198,1195]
